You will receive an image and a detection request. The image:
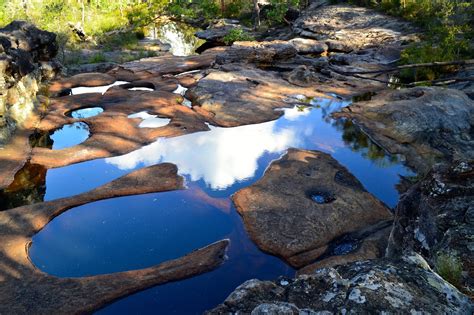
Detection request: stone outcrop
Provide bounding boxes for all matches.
[0,21,59,145]
[293,1,418,52]
[289,37,328,55]
[187,65,324,127]
[0,163,230,314]
[207,254,473,314]
[387,161,474,291]
[232,149,392,268]
[334,87,474,174]
[215,40,297,65]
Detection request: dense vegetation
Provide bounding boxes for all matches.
[0,0,472,78]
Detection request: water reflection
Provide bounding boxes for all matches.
[24,95,416,313]
[147,22,204,56]
[0,163,46,211]
[50,122,90,150]
[71,81,128,95]
[69,107,104,119]
[128,111,171,128]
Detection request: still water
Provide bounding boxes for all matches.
[20,96,414,313]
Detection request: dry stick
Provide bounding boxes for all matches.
[329,59,474,75]
[330,69,474,87]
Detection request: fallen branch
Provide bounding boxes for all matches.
[329,59,474,75]
[329,68,474,87]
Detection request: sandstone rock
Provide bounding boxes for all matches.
[48,72,116,95]
[0,163,230,314]
[232,148,392,267]
[215,40,297,65]
[207,255,473,314]
[334,87,474,173]
[293,2,418,51]
[187,66,323,127]
[387,161,474,291]
[289,38,328,55]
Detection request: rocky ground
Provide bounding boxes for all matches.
[0,0,473,313]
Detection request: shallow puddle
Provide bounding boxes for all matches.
[71,81,129,95]
[49,122,90,150]
[128,111,171,128]
[68,107,104,118]
[17,96,413,313]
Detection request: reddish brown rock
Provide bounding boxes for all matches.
[30,88,209,169]
[0,129,33,189]
[116,47,226,76]
[0,163,230,314]
[187,66,325,127]
[233,148,392,267]
[48,72,116,94]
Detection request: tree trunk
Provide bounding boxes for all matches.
[253,0,260,30]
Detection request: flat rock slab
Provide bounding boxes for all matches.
[0,129,33,189]
[334,87,474,173]
[232,148,392,267]
[187,66,324,127]
[0,163,230,314]
[215,40,297,64]
[116,47,226,76]
[31,85,209,169]
[207,255,473,314]
[293,2,418,51]
[48,72,116,94]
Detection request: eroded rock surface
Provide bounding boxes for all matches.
[215,40,297,65]
[207,255,473,314]
[293,1,418,51]
[232,148,392,268]
[0,21,59,144]
[187,66,324,127]
[334,87,474,173]
[0,163,230,314]
[387,161,474,292]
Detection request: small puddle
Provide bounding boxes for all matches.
[128,87,154,91]
[68,107,103,119]
[50,122,90,150]
[19,95,415,313]
[128,111,171,128]
[173,84,192,107]
[71,81,129,95]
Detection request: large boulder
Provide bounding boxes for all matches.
[387,161,474,291]
[334,87,474,173]
[232,148,392,268]
[0,21,59,145]
[207,254,473,314]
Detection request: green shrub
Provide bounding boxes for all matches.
[88,52,107,64]
[223,28,255,44]
[436,252,463,288]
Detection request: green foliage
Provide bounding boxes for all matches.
[436,252,463,288]
[266,0,299,24]
[334,0,474,81]
[88,52,106,64]
[223,28,255,44]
